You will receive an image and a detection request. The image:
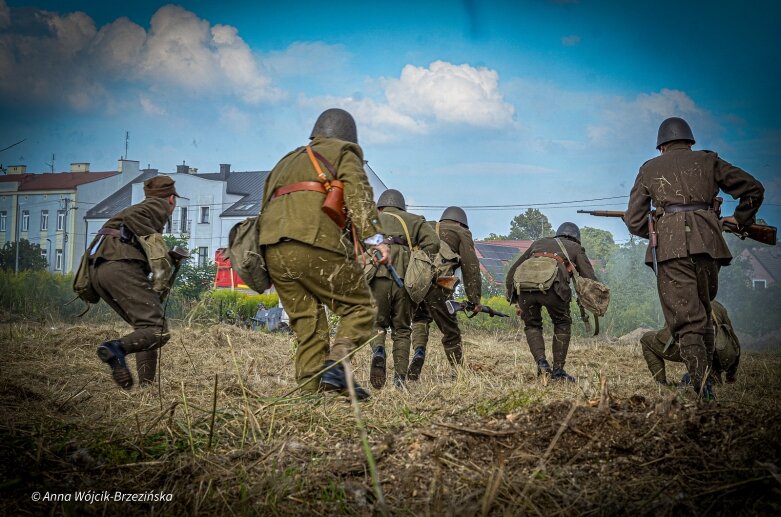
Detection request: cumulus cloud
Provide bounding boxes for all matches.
[384,61,515,127]
[0,3,283,110]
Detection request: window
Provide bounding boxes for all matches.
[40,249,48,262]
[165,218,171,234]
[57,210,65,231]
[55,249,63,271]
[199,206,209,224]
[753,279,767,289]
[180,207,188,233]
[21,210,29,232]
[40,210,49,231]
[198,246,208,267]
[0,211,6,232]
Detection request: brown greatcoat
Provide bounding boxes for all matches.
[625,142,764,266]
[438,219,482,304]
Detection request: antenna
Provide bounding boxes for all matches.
[45,153,55,173]
[124,131,129,159]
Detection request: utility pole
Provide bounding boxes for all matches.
[124,131,129,159]
[61,197,77,274]
[45,153,55,173]
[14,195,20,273]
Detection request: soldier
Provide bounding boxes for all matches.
[625,117,763,399]
[258,108,389,400]
[91,176,180,389]
[505,223,597,382]
[640,300,741,385]
[408,206,482,380]
[368,189,440,389]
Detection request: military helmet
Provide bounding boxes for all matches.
[310,108,358,144]
[556,222,581,244]
[656,117,695,149]
[377,189,406,211]
[440,206,468,227]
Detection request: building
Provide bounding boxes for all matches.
[740,243,781,288]
[474,239,532,286]
[0,160,141,272]
[86,162,388,270]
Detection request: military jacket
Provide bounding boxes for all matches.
[626,143,764,266]
[258,137,383,255]
[93,197,170,262]
[374,207,439,280]
[505,236,597,301]
[436,220,482,304]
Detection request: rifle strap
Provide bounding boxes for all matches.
[553,239,581,282]
[384,212,415,251]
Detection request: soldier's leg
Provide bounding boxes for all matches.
[408,296,433,380]
[639,327,683,384]
[136,350,158,386]
[370,279,392,389]
[657,257,715,397]
[427,286,463,367]
[519,293,546,363]
[265,243,330,393]
[92,260,171,354]
[544,291,573,371]
[389,285,413,379]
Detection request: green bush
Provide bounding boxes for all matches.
[188,289,280,325]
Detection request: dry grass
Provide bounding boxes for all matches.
[1,321,780,516]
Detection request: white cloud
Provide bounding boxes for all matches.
[140,96,165,116]
[562,35,581,46]
[384,61,515,128]
[263,41,349,77]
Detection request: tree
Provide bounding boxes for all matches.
[483,232,509,241]
[508,209,554,240]
[0,239,47,271]
[580,227,618,265]
[162,235,216,300]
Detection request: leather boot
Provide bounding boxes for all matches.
[703,326,719,384]
[444,344,463,368]
[320,360,370,401]
[370,346,387,389]
[97,340,133,390]
[524,327,546,362]
[551,367,576,383]
[136,349,158,386]
[407,347,426,381]
[679,333,709,397]
[552,325,571,371]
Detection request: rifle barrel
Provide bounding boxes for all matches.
[577,210,625,217]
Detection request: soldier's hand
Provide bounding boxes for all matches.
[721,215,739,228]
[370,243,390,265]
[515,305,522,317]
[471,303,483,315]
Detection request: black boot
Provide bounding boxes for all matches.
[407,347,426,381]
[551,367,576,383]
[320,360,371,401]
[370,346,387,389]
[536,358,552,376]
[97,340,133,390]
[393,373,407,390]
[136,350,157,387]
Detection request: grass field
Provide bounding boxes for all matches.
[1,321,780,515]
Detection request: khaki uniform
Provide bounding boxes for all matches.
[89,196,172,383]
[505,237,596,369]
[641,301,741,384]
[410,220,481,365]
[258,137,383,391]
[370,207,439,376]
[626,142,763,389]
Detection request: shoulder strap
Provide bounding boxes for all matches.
[554,238,579,280]
[385,212,415,250]
[305,145,339,185]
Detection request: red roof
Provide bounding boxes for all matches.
[17,172,118,190]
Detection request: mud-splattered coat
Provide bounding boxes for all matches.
[625,142,764,266]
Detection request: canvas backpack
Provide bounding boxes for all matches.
[225,216,271,294]
[72,236,101,305]
[712,307,740,368]
[554,238,610,316]
[384,212,436,304]
[513,255,560,293]
[136,233,175,298]
[433,222,461,279]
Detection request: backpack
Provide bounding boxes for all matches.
[554,238,610,316]
[712,307,740,369]
[225,216,271,293]
[136,233,175,298]
[433,221,461,280]
[384,212,436,304]
[73,237,101,305]
[513,256,559,293]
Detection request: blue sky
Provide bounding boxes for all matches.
[1,0,779,241]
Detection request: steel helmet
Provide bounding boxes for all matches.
[556,222,581,244]
[440,206,468,227]
[656,117,695,149]
[310,108,358,144]
[377,189,406,211]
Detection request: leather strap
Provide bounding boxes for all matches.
[532,251,573,273]
[273,181,326,198]
[664,203,710,214]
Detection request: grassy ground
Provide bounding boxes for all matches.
[1,321,780,516]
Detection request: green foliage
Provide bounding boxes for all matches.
[580,226,617,265]
[190,289,280,324]
[0,239,47,271]
[483,232,509,241]
[508,209,554,240]
[163,235,218,301]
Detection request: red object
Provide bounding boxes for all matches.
[214,248,248,289]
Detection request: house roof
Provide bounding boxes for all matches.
[474,240,533,284]
[86,171,157,218]
[746,244,781,283]
[0,171,118,191]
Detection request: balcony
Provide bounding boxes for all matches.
[170,219,192,236]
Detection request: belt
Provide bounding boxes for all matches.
[664,203,710,214]
[532,251,573,273]
[97,228,121,238]
[273,181,326,198]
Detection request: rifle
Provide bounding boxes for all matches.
[577,207,777,246]
[372,249,404,288]
[445,300,510,318]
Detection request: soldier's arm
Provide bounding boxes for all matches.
[574,245,598,281]
[457,229,482,304]
[415,217,441,256]
[625,171,651,239]
[339,145,383,240]
[713,155,765,227]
